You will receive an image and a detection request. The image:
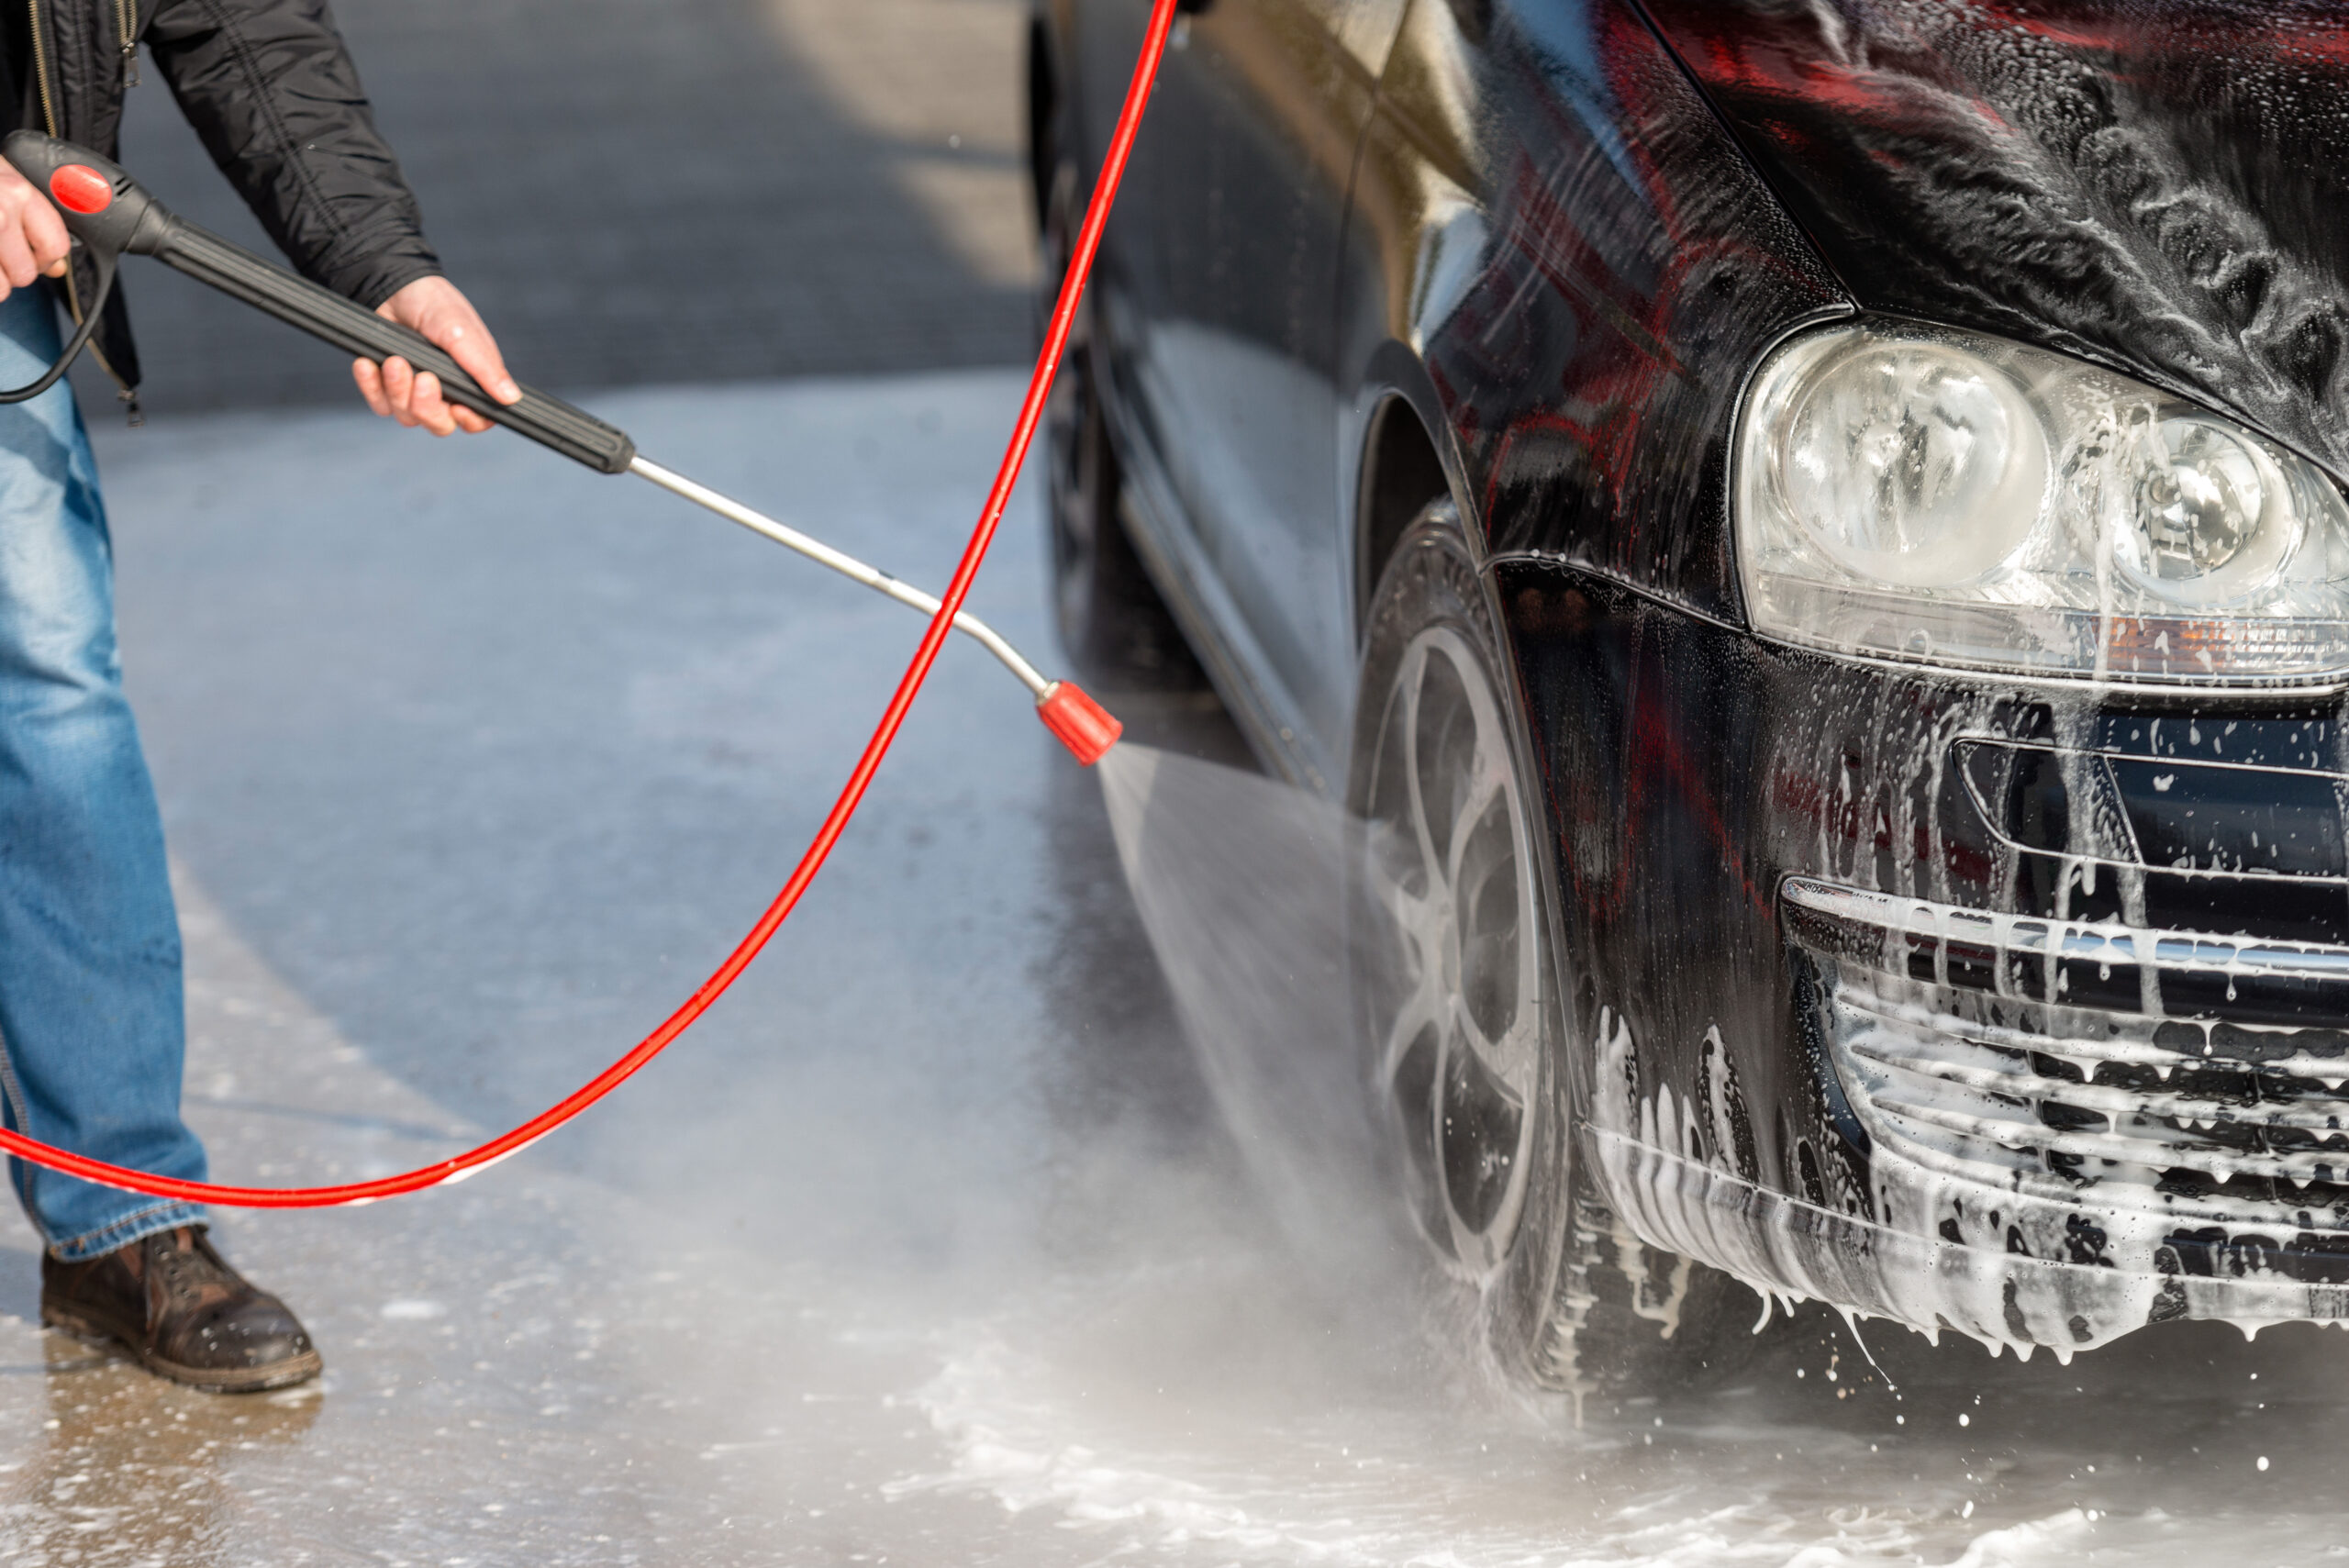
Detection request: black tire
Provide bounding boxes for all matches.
[1038,154,1202,689]
[1348,506,1755,1399]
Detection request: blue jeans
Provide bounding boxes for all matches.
[0,286,206,1260]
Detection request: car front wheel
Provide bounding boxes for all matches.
[1349,504,1756,1397]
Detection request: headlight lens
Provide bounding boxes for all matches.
[1736,322,2349,683]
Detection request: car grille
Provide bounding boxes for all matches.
[1785,878,2349,1218]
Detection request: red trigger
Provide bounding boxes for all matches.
[49,165,113,216]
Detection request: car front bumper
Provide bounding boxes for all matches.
[1501,559,2349,1353]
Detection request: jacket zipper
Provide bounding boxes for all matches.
[24,0,56,135]
[115,0,135,85]
[26,0,140,419]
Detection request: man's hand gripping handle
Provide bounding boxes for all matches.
[0,131,636,473]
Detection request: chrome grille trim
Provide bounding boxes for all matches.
[1854,1063,2349,1186]
[1832,990,2349,1109]
[1842,1034,2349,1135]
[1783,875,2349,985]
[1786,879,2349,1220]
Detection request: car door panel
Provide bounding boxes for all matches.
[1127,0,1406,786]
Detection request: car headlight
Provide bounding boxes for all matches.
[1735,321,2349,683]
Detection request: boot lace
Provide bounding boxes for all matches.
[146,1233,219,1309]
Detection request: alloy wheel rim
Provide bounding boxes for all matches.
[1363,624,1543,1275]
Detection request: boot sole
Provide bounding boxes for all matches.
[41,1303,323,1394]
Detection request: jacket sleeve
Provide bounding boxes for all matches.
[141,0,441,307]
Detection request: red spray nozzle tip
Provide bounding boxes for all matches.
[1037,681,1122,765]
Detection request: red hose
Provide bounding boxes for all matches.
[0,0,1180,1209]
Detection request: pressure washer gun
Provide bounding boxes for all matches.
[0,130,1122,765]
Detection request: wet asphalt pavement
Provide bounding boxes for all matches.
[0,372,2331,1566]
[10,0,2349,1560]
[14,370,1256,1564]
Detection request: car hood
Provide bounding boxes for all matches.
[1637,0,2349,477]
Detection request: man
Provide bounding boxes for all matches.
[0,0,518,1391]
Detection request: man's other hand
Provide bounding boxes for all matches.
[0,161,72,299]
[353,276,521,437]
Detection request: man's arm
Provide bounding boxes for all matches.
[142,0,516,433]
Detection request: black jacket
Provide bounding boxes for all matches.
[5,0,442,396]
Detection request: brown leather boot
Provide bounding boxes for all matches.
[41,1226,321,1392]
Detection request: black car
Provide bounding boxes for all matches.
[1031,0,2349,1389]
